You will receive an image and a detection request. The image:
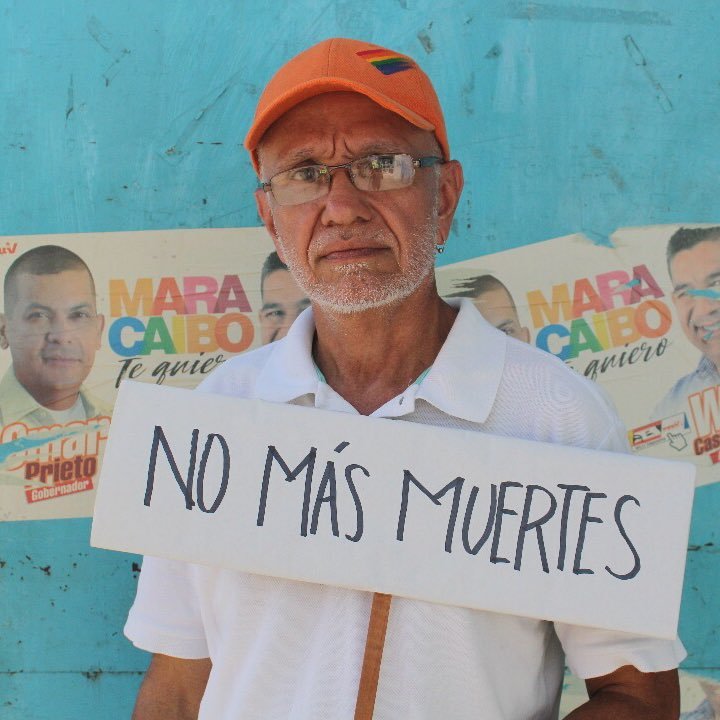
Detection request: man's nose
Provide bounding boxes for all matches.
[320,168,373,227]
[45,317,74,340]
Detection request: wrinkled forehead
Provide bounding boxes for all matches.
[257,92,441,172]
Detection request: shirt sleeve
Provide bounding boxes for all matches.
[554,374,687,677]
[124,555,209,659]
[555,623,686,678]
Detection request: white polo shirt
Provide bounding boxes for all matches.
[125,299,685,720]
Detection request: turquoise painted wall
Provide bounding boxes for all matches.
[1,1,719,717]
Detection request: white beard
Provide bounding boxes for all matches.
[274,213,439,315]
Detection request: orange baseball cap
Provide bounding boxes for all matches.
[244,37,450,174]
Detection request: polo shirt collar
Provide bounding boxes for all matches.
[254,308,321,403]
[254,298,507,425]
[415,298,507,424]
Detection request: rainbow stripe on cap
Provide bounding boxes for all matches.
[356,48,414,75]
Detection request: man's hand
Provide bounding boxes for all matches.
[132,653,211,720]
[565,665,680,719]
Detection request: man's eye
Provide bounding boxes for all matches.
[70,311,92,321]
[26,311,49,321]
[356,155,393,178]
[374,155,396,171]
[289,166,323,183]
[261,309,285,321]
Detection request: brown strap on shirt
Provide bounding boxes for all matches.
[354,592,392,720]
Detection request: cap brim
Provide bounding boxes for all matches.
[245,77,436,173]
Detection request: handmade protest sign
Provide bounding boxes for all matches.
[91,381,695,638]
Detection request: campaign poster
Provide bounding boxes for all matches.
[436,224,720,489]
[0,227,306,521]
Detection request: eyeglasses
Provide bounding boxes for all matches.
[261,153,444,207]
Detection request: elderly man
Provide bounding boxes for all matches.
[126,39,684,719]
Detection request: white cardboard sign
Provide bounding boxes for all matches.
[91,381,695,638]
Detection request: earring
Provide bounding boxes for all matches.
[435,243,445,255]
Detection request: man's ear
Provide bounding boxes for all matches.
[255,189,286,262]
[436,160,464,244]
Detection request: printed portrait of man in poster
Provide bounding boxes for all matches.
[444,273,531,343]
[653,227,720,423]
[0,227,275,522]
[0,245,108,427]
[437,223,719,489]
[258,250,310,345]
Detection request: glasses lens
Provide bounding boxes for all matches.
[351,154,414,192]
[270,165,327,206]
[267,154,422,205]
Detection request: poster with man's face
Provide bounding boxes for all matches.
[437,223,720,488]
[0,228,310,522]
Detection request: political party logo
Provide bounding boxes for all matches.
[629,413,689,451]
